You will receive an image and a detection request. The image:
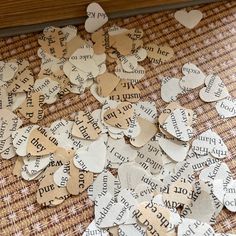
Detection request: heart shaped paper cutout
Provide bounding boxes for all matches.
[224,179,236,212]
[145,43,174,65]
[174,9,203,29]
[179,63,205,90]
[103,102,134,129]
[215,96,236,118]
[192,129,228,158]
[199,74,229,102]
[74,138,106,173]
[85,2,108,33]
[162,108,193,141]
[97,72,120,97]
[27,127,58,156]
[0,61,18,85]
[109,80,141,103]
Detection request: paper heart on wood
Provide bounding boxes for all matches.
[174,9,203,29]
[85,2,108,33]
[199,74,229,102]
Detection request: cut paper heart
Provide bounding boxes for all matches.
[53,162,71,187]
[18,92,45,123]
[0,61,18,86]
[72,111,102,140]
[61,25,77,43]
[199,74,229,102]
[74,138,107,173]
[159,136,190,162]
[33,77,60,104]
[96,72,120,97]
[179,63,205,90]
[0,87,12,109]
[109,80,141,103]
[130,117,157,147]
[103,102,134,129]
[83,220,109,236]
[106,137,137,165]
[161,77,185,102]
[224,179,236,212]
[191,129,228,159]
[85,2,108,33]
[145,43,174,65]
[162,108,193,142]
[135,101,158,123]
[178,218,215,236]
[215,96,236,118]
[27,127,58,156]
[118,224,146,236]
[174,9,203,29]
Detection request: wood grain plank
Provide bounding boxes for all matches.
[0,0,193,29]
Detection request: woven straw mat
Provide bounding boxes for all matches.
[0,1,236,235]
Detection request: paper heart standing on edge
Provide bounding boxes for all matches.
[199,74,229,102]
[85,2,108,33]
[174,9,203,29]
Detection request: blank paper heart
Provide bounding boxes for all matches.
[199,74,229,102]
[74,138,106,173]
[179,63,205,90]
[85,2,108,33]
[174,9,203,29]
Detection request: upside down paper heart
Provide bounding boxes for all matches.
[199,74,229,102]
[74,138,107,173]
[85,2,108,33]
[191,129,228,158]
[179,63,205,90]
[174,9,203,29]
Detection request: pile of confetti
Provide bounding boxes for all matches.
[0,2,235,236]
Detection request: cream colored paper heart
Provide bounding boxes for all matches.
[85,2,108,33]
[199,74,229,102]
[27,127,58,156]
[0,61,18,85]
[103,102,134,129]
[145,43,174,65]
[174,9,203,29]
[72,111,102,140]
[215,96,236,118]
[109,80,141,103]
[179,63,205,90]
[96,72,120,97]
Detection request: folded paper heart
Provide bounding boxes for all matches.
[103,102,134,129]
[199,74,229,102]
[179,63,205,90]
[145,43,174,65]
[85,2,108,33]
[27,127,58,156]
[174,9,203,29]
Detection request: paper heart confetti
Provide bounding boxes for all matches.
[199,74,229,102]
[215,96,236,118]
[0,61,18,86]
[27,127,58,156]
[224,179,236,212]
[179,63,205,90]
[192,129,228,159]
[18,92,45,123]
[174,9,203,29]
[74,138,107,173]
[103,102,134,129]
[145,43,174,65]
[85,2,108,33]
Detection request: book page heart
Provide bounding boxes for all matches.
[72,111,102,140]
[103,102,134,129]
[179,63,205,90]
[145,43,174,65]
[74,138,106,173]
[0,61,18,86]
[85,2,108,33]
[215,96,236,118]
[18,92,45,123]
[109,80,141,103]
[96,72,120,97]
[27,127,58,156]
[191,129,228,158]
[174,9,203,29]
[199,74,229,102]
